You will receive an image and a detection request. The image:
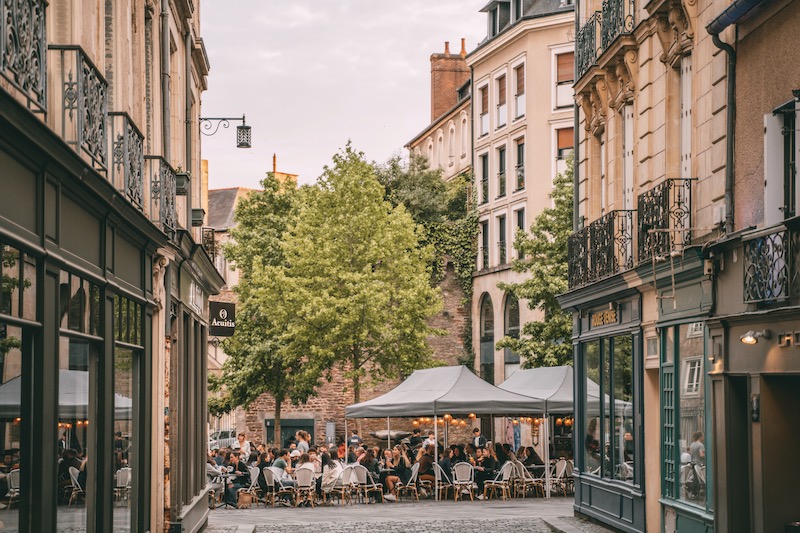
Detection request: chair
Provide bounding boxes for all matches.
[432,463,453,500]
[114,467,132,506]
[68,466,84,507]
[327,465,353,506]
[551,459,570,496]
[512,461,543,498]
[396,462,421,502]
[5,469,19,510]
[266,467,295,506]
[483,461,515,501]
[351,464,383,504]
[294,468,317,507]
[260,467,282,507]
[207,469,225,509]
[242,466,263,507]
[452,462,477,501]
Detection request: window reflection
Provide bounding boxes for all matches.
[612,336,634,483]
[583,340,600,474]
[678,323,705,505]
[0,322,24,531]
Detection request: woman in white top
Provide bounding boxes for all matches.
[320,452,343,497]
[232,432,251,457]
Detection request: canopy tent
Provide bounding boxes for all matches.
[345,365,543,418]
[0,369,132,419]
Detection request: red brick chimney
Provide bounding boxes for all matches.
[430,39,469,121]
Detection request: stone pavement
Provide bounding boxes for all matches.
[203,496,618,533]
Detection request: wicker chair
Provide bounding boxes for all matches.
[483,461,515,501]
[396,462,422,502]
[452,462,477,501]
[351,464,383,504]
[294,468,317,507]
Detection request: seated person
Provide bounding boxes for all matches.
[474,447,497,495]
[255,452,272,497]
[57,449,83,503]
[206,457,226,504]
[320,452,343,497]
[417,444,436,487]
[271,449,297,502]
[224,452,251,507]
[522,446,544,466]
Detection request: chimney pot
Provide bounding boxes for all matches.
[273,153,277,174]
[460,38,467,58]
[444,41,450,54]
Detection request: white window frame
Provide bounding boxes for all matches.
[551,43,575,111]
[460,113,469,157]
[682,357,702,396]
[496,213,507,266]
[494,69,508,130]
[477,82,491,137]
[479,151,491,204]
[512,204,525,258]
[510,55,526,120]
[480,216,491,269]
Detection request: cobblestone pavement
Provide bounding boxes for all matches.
[204,496,618,533]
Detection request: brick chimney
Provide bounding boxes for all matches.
[430,39,469,121]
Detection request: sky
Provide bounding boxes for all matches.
[200,1,488,189]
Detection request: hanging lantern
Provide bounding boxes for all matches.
[556,418,563,426]
[564,418,573,427]
[468,413,476,419]
[84,420,89,425]
[437,419,444,426]
[459,420,467,427]
[533,418,540,427]
[444,414,452,420]
[412,420,420,427]
[512,419,519,426]
[450,418,458,426]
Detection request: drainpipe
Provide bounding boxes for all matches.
[160,0,170,161]
[185,29,193,230]
[709,32,736,234]
[573,0,580,233]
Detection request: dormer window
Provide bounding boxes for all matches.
[486,1,511,37]
[513,0,523,20]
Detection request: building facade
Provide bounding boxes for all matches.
[0,1,222,532]
[468,0,575,394]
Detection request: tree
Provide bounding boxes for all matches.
[208,173,319,445]
[496,155,574,367]
[262,143,443,405]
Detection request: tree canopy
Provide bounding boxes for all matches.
[497,155,574,368]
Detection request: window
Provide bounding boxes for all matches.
[448,127,455,165]
[480,220,489,269]
[498,215,507,265]
[557,128,574,159]
[556,52,574,108]
[479,86,489,136]
[461,116,469,156]
[503,293,520,378]
[765,98,799,225]
[623,104,634,210]
[427,140,434,166]
[662,322,707,507]
[514,64,525,118]
[479,294,495,384]
[513,0,523,21]
[581,335,635,484]
[480,153,489,204]
[437,133,444,169]
[515,208,525,257]
[680,56,692,180]
[516,140,525,190]
[497,75,507,128]
[497,146,507,198]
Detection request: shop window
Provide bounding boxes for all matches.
[0,321,26,531]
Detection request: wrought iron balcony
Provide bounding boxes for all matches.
[568,210,635,289]
[497,171,506,198]
[143,156,177,238]
[576,11,602,80]
[0,0,47,112]
[49,45,108,171]
[637,178,694,264]
[108,112,145,210]
[742,226,800,304]
[515,164,524,191]
[202,227,217,261]
[601,0,635,51]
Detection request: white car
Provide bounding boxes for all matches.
[208,429,236,450]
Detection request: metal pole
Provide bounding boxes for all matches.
[434,413,439,501]
[344,418,348,463]
[544,415,551,498]
[387,417,391,450]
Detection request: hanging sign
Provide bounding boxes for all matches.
[209,302,235,337]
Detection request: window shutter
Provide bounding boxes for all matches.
[557,52,574,83]
[515,65,525,95]
[558,128,574,150]
[680,56,693,180]
[481,87,489,114]
[498,76,506,106]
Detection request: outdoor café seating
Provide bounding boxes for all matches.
[452,463,476,501]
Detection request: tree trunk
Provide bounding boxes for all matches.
[274,398,282,447]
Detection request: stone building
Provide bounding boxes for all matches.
[0,1,223,532]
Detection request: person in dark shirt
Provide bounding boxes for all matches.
[408,428,423,449]
[255,452,272,497]
[475,447,497,496]
[224,452,251,506]
[347,430,363,448]
[418,444,435,487]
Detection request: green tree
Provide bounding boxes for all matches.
[262,143,443,405]
[497,155,574,367]
[208,174,319,444]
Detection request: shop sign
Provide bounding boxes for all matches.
[209,302,235,337]
[591,308,619,328]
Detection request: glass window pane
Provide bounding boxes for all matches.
[57,337,96,532]
[583,340,601,475]
[114,347,136,530]
[613,335,634,483]
[678,323,705,505]
[602,338,611,479]
[0,322,24,531]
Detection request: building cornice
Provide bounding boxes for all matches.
[467,12,573,66]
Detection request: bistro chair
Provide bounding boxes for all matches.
[294,468,317,507]
[551,459,570,496]
[267,466,295,506]
[512,461,543,498]
[483,461,515,501]
[5,469,20,510]
[68,466,85,507]
[432,463,453,500]
[114,467,132,506]
[243,466,263,507]
[260,467,282,507]
[328,465,354,506]
[351,464,383,504]
[452,462,477,501]
[396,462,422,502]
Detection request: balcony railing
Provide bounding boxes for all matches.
[601,0,635,51]
[497,103,507,128]
[576,11,602,80]
[498,171,506,197]
[637,178,694,264]
[481,178,489,205]
[515,93,525,118]
[144,156,177,238]
[742,226,800,304]
[480,113,489,136]
[202,227,217,261]
[498,241,507,265]
[568,210,635,289]
[515,164,524,191]
[49,45,108,171]
[108,112,145,210]
[1,0,47,112]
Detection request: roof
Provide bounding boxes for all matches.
[473,0,574,52]
[345,365,543,418]
[706,0,769,35]
[405,96,471,148]
[207,188,255,230]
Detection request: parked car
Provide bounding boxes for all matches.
[208,429,236,450]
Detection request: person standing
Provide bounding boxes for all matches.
[689,432,705,465]
[347,429,363,448]
[232,432,252,457]
[472,427,487,449]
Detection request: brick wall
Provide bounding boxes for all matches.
[430,41,469,121]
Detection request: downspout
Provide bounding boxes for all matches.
[185,29,193,230]
[573,0,580,233]
[709,32,736,234]
[160,0,170,161]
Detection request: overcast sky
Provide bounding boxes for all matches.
[200,1,487,188]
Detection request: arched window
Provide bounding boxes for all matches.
[437,133,444,168]
[503,293,521,378]
[449,126,456,161]
[461,116,468,156]
[427,140,434,166]
[479,294,495,384]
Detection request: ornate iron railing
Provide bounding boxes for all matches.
[637,179,694,264]
[144,156,177,238]
[568,226,589,288]
[576,11,602,80]
[202,227,217,261]
[0,0,47,112]
[515,164,524,191]
[498,171,506,198]
[601,0,635,50]
[742,227,800,304]
[589,210,635,281]
[49,45,108,171]
[108,112,145,210]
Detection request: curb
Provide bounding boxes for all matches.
[542,517,587,533]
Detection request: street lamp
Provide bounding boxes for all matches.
[199,114,252,148]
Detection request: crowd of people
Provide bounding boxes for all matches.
[207,426,547,506]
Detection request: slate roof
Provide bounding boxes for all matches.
[207,188,255,230]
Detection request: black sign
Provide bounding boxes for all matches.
[209,301,235,337]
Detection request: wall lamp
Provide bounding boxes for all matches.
[740,330,770,345]
[199,114,252,148]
